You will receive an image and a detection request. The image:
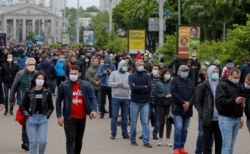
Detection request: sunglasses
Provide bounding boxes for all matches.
[181,69,189,72]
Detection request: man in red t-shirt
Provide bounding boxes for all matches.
[56,65,97,154]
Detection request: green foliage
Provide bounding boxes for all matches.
[103,32,128,55]
[26,31,35,40]
[85,6,100,12]
[69,43,83,49]
[50,42,61,48]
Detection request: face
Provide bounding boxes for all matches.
[92,59,99,65]
[212,68,219,74]
[152,66,159,71]
[245,78,250,86]
[70,56,77,63]
[7,54,13,59]
[26,59,36,67]
[136,60,144,68]
[229,72,240,80]
[69,69,80,77]
[181,38,188,47]
[191,28,198,36]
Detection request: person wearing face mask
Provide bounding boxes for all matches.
[128,59,153,148]
[240,73,250,132]
[221,59,234,79]
[56,65,97,154]
[108,60,130,139]
[216,67,244,154]
[9,58,38,151]
[79,54,91,80]
[97,56,116,118]
[154,69,173,147]
[1,53,19,115]
[170,65,195,154]
[21,71,54,154]
[195,65,222,154]
[55,54,66,88]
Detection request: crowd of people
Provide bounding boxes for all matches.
[0,44,250,154]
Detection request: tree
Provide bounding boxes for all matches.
[86,6,99,12]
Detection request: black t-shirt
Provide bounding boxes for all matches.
[34,89,43,113]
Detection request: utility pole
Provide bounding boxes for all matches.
[158,0,165,48]
[76,0,80,43]
[178,0,181,25]
[63,0,66,33]
[109,0,113,33]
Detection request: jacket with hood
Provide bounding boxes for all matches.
[55,59,65,77]
[195,65,219,126]
[86,64,101,90]
[36,60,56,81]
[169,59,182,77]
[97,56,116,86]
[170,75,195,117]
[108,60,130,99]
[216,78,242,118]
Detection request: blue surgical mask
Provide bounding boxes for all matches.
[211,73,219,81]
[180,72,188,78]
[137,66,144,72]
[164,74,171,80]
[121,66,128,72]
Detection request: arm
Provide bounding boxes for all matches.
[46,92,54,119]
[56,83,64,118]
[195,83,205,118]
[108,71,120,88]
[97,66,105,78]
[9,71,22,103]
[170,78,185,105]
[20,92,30,117]
[128,74,144,91]
[216,82,235,109]
[154,82,165,98]
[86,69,97,84]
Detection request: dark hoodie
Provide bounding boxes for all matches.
[36,61,56,81]
[97,56,116,86]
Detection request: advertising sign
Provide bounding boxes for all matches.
[129,30,146,54]
[177,26,201,59]
[62,33,70,45]
[83,30,94,46]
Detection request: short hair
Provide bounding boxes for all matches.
[41,53,48,61]
[135,59,143,66]
[25,58,36,65]
[69,65,81,72]
[229,67,240,75]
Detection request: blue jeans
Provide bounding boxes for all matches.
[173,115,190,149]
[3,82,13,112]
[130,102,150,144]
[111,98,129,136]
[195,118,203,154]
[149,103,159,136]
[26,114,48,154]
[94,90,100,112]
[218,115,240,154]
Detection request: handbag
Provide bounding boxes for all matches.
[15,108,26,126]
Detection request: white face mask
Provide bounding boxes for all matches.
[69,74,78,82]
[7,58,13,62]
[35,79,44,87]
[231,79,239,84]
[152,70,158,76]
[27,66,35,72]
[245,83,250,89]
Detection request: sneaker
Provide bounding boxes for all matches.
[173,149,180,154]
[144,143,152,148]
[4,112,7,116]
[110,135,116,139]
[21,143,29,151]
[100,115,104,119]
[157,141,163,146]
[179,148,188,154]
[123,134,130,139]
[10,112,13,116]
[131,141,138,146]
[166,141,173,147]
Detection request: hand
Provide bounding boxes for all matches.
[166,94,172,98]
[133,83,135,86]
[235,97,245,104]
[120,81,124,88]
[183,101,190,112]
[0,104,3,111]
[240,120,244,129]
[90,112,97,119]
[95,81,100,86]
[57,117,64,127]
[144,85,147,88]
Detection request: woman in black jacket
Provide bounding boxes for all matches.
[21,71,54,154]
[154,68,173,147]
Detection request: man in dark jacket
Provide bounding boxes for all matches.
[170,65,195,154]
[241,73,250,132]
[36,53,57,94]
[195,65,222,154]
[168,55,182,77]
[128,59,152,148]
[216,67,244,154]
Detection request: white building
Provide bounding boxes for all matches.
[99,0,121,12]
[0,3,63,43]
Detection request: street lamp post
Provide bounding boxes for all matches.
[109,0,113,33]
[76,0,80,43]
[158,0,165,48]
[178,0,181,25]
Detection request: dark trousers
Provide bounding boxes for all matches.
[64,118,86,154]
[22,126,29,144]
[100,86,112,117]
[202,121,222,154]
[157,105,172,138]
[56,76,65,87]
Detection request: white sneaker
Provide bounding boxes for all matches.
[166,141,173,147]
[157,139,163,146]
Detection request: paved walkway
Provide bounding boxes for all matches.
[0,96,250,154]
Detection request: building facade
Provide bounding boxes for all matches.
[0,3,63,43]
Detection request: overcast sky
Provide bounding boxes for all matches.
[67,0,100,9]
